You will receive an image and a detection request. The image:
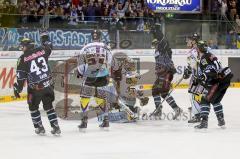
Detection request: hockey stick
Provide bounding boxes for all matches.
[149,76,184,117]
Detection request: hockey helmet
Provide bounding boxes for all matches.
[92,30,101,41]
[125,72,140,85]
[191,33,200,42]
[197,40,208,53]
[151,38,159,49]
[19,38,35,51]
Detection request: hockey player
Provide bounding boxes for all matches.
[76,30,114,130]
[193,41,233,129]
[111,52,149,121]
[151,24,182,119]
[183,33,203,123]
[13,34,61,135]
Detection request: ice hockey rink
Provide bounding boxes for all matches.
[1,88,240,159]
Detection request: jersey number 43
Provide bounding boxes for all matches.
[30,57,48,75]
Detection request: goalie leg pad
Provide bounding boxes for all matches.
[80,97,91,112]
[190,94,202,115]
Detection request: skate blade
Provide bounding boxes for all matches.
[219,125,226,129]
[188,123,195,127]
[188,121,200,125]
[100,127,110,131]
[36,132,46,136]
[51,132,61,136]
[194,128,208,133]
[79,128,87,133]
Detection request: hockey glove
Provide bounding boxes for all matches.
[199,73,207,83]
[183,65,192,79]
[76,70,83,78]
[13,83,21,98]
[40,30,51,46]
[140,97,149,106]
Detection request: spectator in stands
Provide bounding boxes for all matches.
[226,30,238,49]
[115,1,129,19]
[100,7,110,28]
[237,30,240,49]
[86,1,96,21]
[28,0,38,22]
[72,0,80,7]
[236,14,240,26]
[94,1,102,21]
[19,0,29,25]
[211,0,220,14]
[230,0,237,20]
[68,4,79,25]
[218,0,228,18]
[208,39,219,49]
[109,11,123,30]
[237,0,240,16]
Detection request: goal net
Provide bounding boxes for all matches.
[51,58,84,120]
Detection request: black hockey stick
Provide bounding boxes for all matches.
[149,76,184,117]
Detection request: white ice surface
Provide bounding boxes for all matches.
[0,89,240,159]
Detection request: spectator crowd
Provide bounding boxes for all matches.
[0,0,240,49]
[0,0,155,31]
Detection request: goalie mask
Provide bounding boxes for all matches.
[125,72,140,85]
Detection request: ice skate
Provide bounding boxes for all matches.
[51,122,61,135]
[173,107,183,120]
[78,116,88,132]
[99,116,109,131]
[194,117,208,130]
[152,106,163,118]
[217,115,226,129]
[35,124,45,135]
[188,114,201,123]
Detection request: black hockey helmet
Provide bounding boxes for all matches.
[19,38,35,51]
[197,40,208,53]
[91,30,101,41]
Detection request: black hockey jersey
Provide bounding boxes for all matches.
[198,53,232,88]
[154,31,176,74]
[16,43,52,92]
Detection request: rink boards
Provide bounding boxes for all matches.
[1,49,240,103]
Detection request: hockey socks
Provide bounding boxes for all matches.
[213,103,225,127]
[30,110,43,128]
[213,103,223,116]
[166,95,178,109]
[46,108,58,127]
[153,96,161,108]
[46,108,61,135]
[30,110,45,134]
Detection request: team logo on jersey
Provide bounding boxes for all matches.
[24,50,45,62]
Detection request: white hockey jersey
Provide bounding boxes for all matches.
[77,42,113,78]
[187,47,198,72]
